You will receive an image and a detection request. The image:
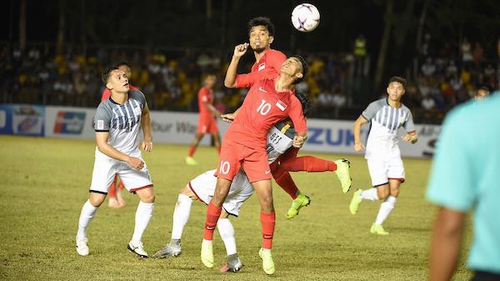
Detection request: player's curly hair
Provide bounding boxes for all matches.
[295,91,312,117]
[101,66,119,84]
[248,17,275,36]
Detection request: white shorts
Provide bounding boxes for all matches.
[188,169,254,217]
[367,157,405,187]
[89,148,153,194]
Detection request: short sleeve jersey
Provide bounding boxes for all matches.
[101,85,138,101]
[266,122,296,164]
[225,77,307,149]
[198,86,214,117]
[94,90,146,155]
[235,49,286,88]
[361,98,415,159]
[426,94,500,274]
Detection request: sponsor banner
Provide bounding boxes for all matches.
[301,119,440,158]
[45,106,95,138]
[0,104,44,136]
[40,106,439,158]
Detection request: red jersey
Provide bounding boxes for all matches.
[225,75,307,149]
[101,85,139,102]
[198,86,214,117]
[235,49,286,88]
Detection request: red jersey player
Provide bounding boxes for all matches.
[201,56,308,275]
[101,61,138,209]
[185,73,222,165]
[224,17,352,220]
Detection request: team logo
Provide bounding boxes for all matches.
[258,87,267,93]
[258,63,266,71]
[54,111,86,134]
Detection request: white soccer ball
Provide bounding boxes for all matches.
[291,3,320,32]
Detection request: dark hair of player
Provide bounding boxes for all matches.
[388,76,407,89]
[478,85,490,93]
[102,66,120,84]
[248,17,275,37]
[115,61,132,69]
[290,55,308,85]
[295,91,312,117]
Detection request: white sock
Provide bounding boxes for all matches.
[360,188,379,201]
[375,196,397,225]
[217,218,237,256]
[77,200,98,239]
[131,201,154,244]
[171,194,192,240]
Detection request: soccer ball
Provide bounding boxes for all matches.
[291,3,320,32]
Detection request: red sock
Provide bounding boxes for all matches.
[261,211,276,250]
[117,181,125,190]
[280,156,337,172]
[272,168,299,199]
[188,145,197,157]
[108,175,118,198]
[203,202,222,240]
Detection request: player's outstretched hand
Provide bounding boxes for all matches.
[354,143,365,152]
[221,113,236,123]
[233,43,249,58]
[128,157,145,170]
[293,135,307,148]
[142,141,153,152]
[401,133,418,144]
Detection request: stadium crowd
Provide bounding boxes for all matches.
[0,39,497,123]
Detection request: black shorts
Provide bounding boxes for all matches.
[472,271,500,281]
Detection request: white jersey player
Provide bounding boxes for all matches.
[76,67,155,258]
[350,76,418,235]
[152,121,296,272]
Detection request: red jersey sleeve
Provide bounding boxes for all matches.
[101,88,111,101]
[266,50,287,74]
[235,71,260,88]
[288,95,307,134]
[198,87,209,103]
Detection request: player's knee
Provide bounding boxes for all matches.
[89,194,105,207]
[259,196,274,211]
[377,187,390,200]
[141,194,155,203]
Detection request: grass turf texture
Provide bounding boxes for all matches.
[0,135,472,280]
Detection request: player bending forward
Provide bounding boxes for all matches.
[75,67,155,258]
[349,76,418,235]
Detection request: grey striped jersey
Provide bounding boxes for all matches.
[94,90,146,155]
[266,121,296,164]
[362,98,415,159]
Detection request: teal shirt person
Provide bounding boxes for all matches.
[426,93,500,279]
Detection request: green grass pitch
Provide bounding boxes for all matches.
[0,135,472,280]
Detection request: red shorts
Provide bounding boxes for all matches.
[216,140,271,183]
[197,116,219,134]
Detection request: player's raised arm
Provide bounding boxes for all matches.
[141,102,153,152]
[353,115,368,152]
[224,43,249,88]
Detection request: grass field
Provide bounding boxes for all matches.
[0,135,472,280]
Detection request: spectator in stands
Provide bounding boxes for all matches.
[475,86,490,101]
[421,57,436,77]
[421,93,436,111]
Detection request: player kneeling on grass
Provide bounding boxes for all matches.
[75,66,155,258]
